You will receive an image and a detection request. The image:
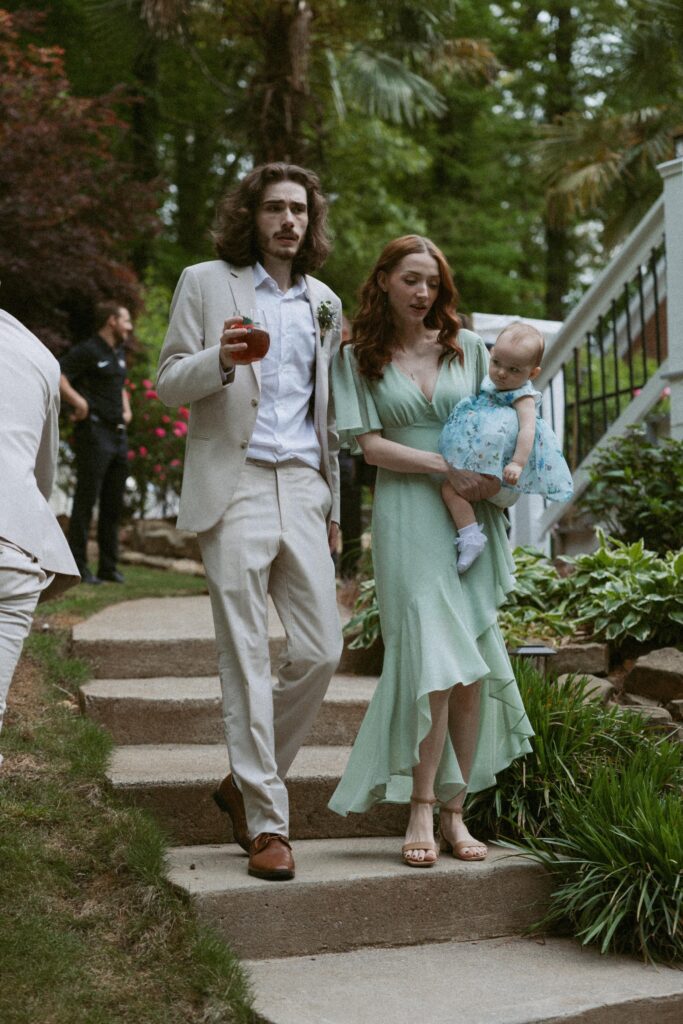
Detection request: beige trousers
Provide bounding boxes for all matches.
[0,540,53,753]
[198,461,343,837]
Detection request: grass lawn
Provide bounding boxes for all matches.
[0,566,263,1024]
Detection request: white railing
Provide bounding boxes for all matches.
[535,156,683,539]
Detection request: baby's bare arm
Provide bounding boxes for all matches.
[504,395,536,485]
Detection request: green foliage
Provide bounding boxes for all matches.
[469,662,683,962]
[466,660,682,842]
[344,533,683,652]
[578,426,683,555]
[345,577,382,650]
[563,531,683,648]
[516,748,683,964]
[0,568,257,1024]
[497,547,573,648]
[124,279,188,516]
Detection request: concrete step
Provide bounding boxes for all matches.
[71,595,283,678]
[107,743,406,845]
[71,594,366,678]
[166,838,554,960]
[80,673,377,746]
[244,934,683,1024]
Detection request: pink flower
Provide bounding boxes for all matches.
[178,406,190,420]
[632,387,642,397]
[142,378,153,388]
[153,463,162,474]
[138,446,148,457]
[161,414,171,424]
[154,427,166,438]
[127,449,136,461]
[170,458,181,468]
[661,386,671,398]
[145,389,158,400]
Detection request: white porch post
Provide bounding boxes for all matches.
[659,156,683,441]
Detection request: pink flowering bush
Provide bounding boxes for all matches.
[125,375,189,517]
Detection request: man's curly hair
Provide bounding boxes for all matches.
[212,162,331,275]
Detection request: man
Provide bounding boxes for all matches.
[59,302,133,584]
[157,162,343,881]
[0,310,80,764]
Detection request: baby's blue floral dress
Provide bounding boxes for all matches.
[439,375,573,502]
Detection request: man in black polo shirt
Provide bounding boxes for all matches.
[60,301,133,584]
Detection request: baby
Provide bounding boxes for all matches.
[439,322,573,572]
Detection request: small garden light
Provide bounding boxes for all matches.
[509,644,557,679]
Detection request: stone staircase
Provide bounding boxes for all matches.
[75,595,683,1024]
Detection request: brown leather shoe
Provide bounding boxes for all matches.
[248,833,295,881]
[212,773,249,852]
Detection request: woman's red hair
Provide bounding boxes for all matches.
[345,235,462,380]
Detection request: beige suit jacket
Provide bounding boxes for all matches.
[0,310,80,597]
[156,260,342,533]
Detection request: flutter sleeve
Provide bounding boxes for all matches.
[331,347,383,454]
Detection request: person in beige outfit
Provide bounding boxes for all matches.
[0,310,80,763]
[156,163,343,880]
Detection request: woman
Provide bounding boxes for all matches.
[328,236,533,866]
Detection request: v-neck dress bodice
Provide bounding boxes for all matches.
[328,329,533,813]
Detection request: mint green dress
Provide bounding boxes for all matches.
[328,330,534,815]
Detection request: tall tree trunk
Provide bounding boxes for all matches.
[543,2,574,320]
[175,124,218,258]
[130,37,160,273]
[252,0,313,164]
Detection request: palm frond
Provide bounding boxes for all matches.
[537,107,675,225]
[341,47,446,125]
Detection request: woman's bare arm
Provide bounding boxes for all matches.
[357,432,500,502]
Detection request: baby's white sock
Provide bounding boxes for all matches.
[456,522,487,573]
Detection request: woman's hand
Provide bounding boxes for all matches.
[219,317,249,371]
[446,468,500,502]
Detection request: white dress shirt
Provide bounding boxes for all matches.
[247,263,321,469]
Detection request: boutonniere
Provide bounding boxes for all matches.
[316,300,338,344]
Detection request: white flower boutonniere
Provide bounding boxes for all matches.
[316,300,338,344]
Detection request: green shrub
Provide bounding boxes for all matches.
[466,660,682,841]
[562,531,683,648]
[578,425,683,555]
[497,547,572,648]
[516,748,683,963]
[345,577,381,650]
[343,533,683,652]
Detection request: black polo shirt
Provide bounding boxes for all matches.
[60,335,127,425]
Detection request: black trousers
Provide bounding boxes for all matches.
[68,418,128,575]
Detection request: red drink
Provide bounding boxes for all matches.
[231,319,270,364]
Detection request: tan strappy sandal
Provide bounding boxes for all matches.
[401,797,439,868]
[439,806,487,861]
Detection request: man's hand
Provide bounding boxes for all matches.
[446,468,500,502]
[219,317,249,371]
[328,521,340,557]
[122,388,133,425]
[503,461,523,485]
[70,394,89,422]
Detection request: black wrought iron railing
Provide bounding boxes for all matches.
[543,240,667,471]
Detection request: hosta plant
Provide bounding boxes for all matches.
[562,530,683,648]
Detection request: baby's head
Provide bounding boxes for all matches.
[489,322,544,391]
